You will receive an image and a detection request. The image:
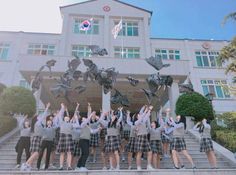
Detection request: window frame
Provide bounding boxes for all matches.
[155,49,181,60]
[114,47,140,59]
[27,44,56,56]
[195,50,221,68]
[73,18,99,35]
[0,43,10,60]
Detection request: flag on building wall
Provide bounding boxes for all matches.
[80,18,93,31]
[112,20,123,39]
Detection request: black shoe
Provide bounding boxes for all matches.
[174,166,179,169]
[58,167,63,171]
[67,167,73,170]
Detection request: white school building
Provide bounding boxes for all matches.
[0,0,235,114]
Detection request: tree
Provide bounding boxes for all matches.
[175,92,214,121]
[219,11,236,75]
[0,86,36,117]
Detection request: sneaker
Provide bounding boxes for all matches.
[128,166,132,170]
[181,165,185,169]
[173,166,180,169]
[79,167,88,171]
[74,167,81,171]
[192,165,197,169]
[93,157,96,163]
[137,166,142,171]
[41,164,45,169]
[115,165,120,170]
[67,167,73,170]
[25,164,31,171]
[147,164,154,170]
[20,163,27,171]
[109,167,115,170]
[122,156,125,162]
[58,166,63,171]
[102,166,107,170]
[15,164,20,169]
[49,164,57,169]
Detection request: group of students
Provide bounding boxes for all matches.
[15,102,217,171]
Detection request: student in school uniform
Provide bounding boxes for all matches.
[99,111,109,170]
[37,114,58,170]
[193,118,217,169]
[120,111,131,162]
[147,114,164,169]
[57,103,74,170]
[71,103,81,168]
[166,115,196,169]
[15,115,31,169]
[125,111,138,170]
[134,105,154,170]
[100,108,123,170]
[74,103,101,171]
[89,107,100,163]
[20,103,50,171]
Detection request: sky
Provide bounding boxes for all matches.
[0,0,235,40]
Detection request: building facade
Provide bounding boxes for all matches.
[0,0,235,114]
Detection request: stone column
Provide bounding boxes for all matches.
[33,85,42,114]
[168,80,180,118]
[102,86,111,112]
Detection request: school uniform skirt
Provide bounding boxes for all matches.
[100,128,107,140]
[125,137,136,152]
[30,136,42,153]
[170,137,186,152]
[200,138,214,152]
[134,135,151,152]
[90,133,99,147]
[73,140,81,157]
[121,130,131,141]
[161,132,171,143]
[57,133,74,153]
[150,140,163,154]
[104,135,120,153]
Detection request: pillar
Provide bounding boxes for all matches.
[102,86,111,112]
[168,80,180,118]
[33,84,42,114]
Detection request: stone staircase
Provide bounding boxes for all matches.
[0,131,235,171]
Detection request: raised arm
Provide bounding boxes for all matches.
[202,119,211,129]
[98,111,109,127]
[57,103,65,124]
[81,111,95,128]
[87,103,92,118]
[126,111,133,126]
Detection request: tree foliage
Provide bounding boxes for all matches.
[0,86,36,117]
[0,83,6,95]
[175,92,214,121]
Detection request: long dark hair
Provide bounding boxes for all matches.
[178,115,186,130]
[131,113,138,125]
[31,115,38,133]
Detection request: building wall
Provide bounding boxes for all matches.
[0,0,235,113]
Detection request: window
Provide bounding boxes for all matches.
[0,43,10,60]
[27,44,55,56]
[195,51,221,68]
[201,79,230,99]
[114,47,140,58]
[74,19,99,35]
[72,45,91,57]
[155,49,180,60]
[19,80,30,89]
[116,21,139,36]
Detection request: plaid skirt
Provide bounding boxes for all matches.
[100,128,107,140]
[134,135,151,153]
[121,130,130,141]
[30,136,42,153]
[125,137,136,153]
[200,138,214,152]
[73,140,81,157]
[90,133,99,147]
[150,140,163,154]
[170,137,186,152]
[104,135,120,153]
[161,133,171,143]
[57,133,74,153]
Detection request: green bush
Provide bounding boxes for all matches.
[0,86,36,117]
[214,130,236,152]
[0,115,17,137]
[175,92,214,121]
[217,112,236,131]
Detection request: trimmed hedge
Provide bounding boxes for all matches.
[0,115,17,138]
[0,86,36,117]
[215,130,236,152]
[211,112,236,152]
[175,92,214,121]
